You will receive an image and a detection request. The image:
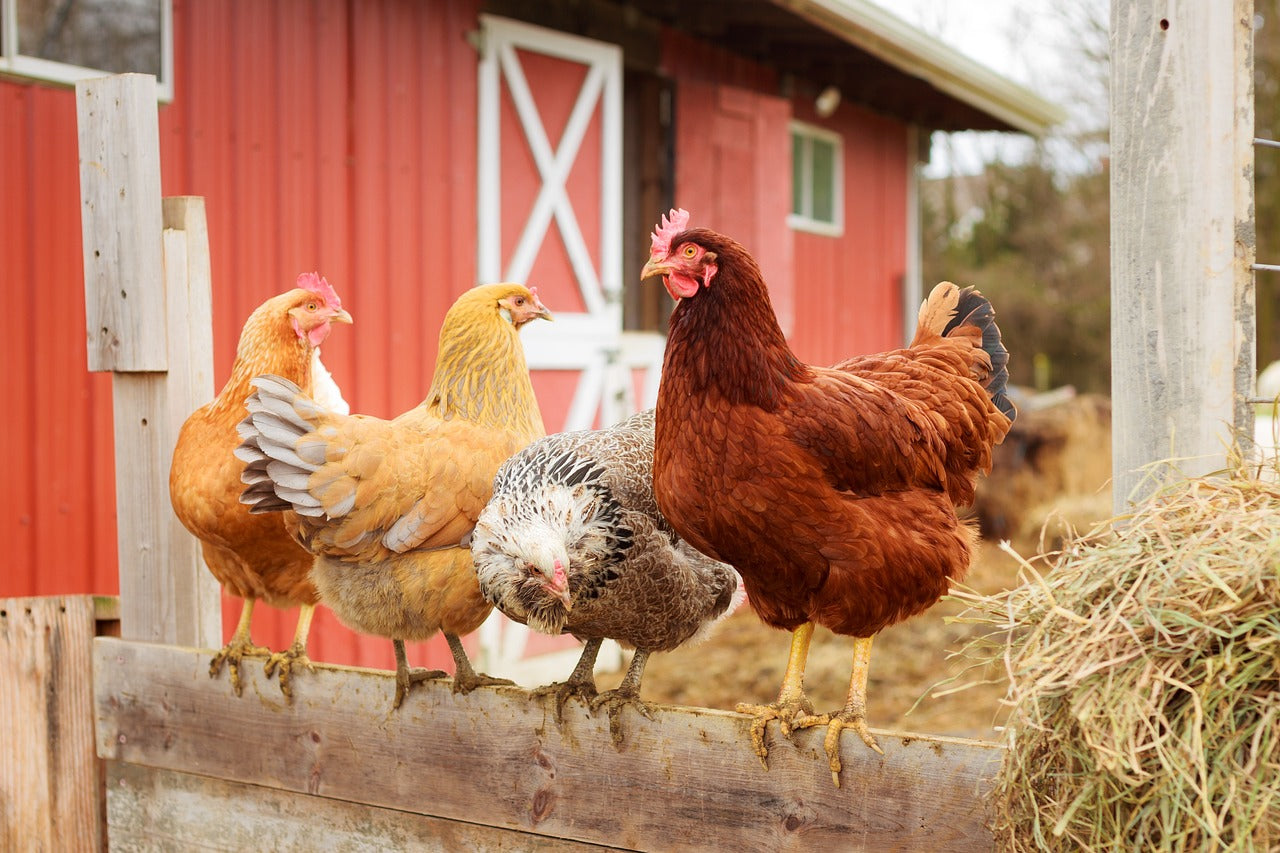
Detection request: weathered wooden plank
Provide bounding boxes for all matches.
[76,73,167,372]
[159,197,222,649]
[107,203,220,646]
[95,637,1000,852]
[1109,1,1255,509]
[1,596,103,853]
[106,763,615,852]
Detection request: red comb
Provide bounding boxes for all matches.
[650,208,690,256]
[297,271,341,308]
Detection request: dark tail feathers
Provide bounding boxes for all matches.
[943,288,1016,423]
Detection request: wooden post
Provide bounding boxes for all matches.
[1110,1,1256,510]
[1,597,103,853]
[75,75,221,646]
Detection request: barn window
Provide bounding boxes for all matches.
[0,0,173,100]
[788,122,843,236]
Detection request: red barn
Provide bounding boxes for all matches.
[0,0,1060,674]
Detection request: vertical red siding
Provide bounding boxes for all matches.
[1,0,489,671]
[790,102,909,366]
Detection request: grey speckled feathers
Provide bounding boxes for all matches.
[470,409,743,741]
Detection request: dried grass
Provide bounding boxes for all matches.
[947,469,1280,852]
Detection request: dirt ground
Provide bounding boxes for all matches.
[595,539,1023,741]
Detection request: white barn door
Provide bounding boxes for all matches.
[477,14,630,432]
[476,15,630,680]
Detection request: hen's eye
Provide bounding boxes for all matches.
[682,245,698,258]
[514,296,526,306]
[305,301,318,312]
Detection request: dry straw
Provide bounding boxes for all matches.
[948,469,1280,852]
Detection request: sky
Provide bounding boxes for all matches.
[864,0,1109,176]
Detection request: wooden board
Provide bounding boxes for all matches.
[106,763,612,852]
[76,73,167,372]
[95,637,1001,852]
[1109,1,1255,508]
[1,596,103,853]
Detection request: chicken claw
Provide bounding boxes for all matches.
[532,678,598,725]
[263,645,314,702]
[444,633,514,695]
[263,603,317,703]
[735,695,815,769]
[737,622,817,769]
[394,665,449,709]
[209,598,270,697]
[592,688,655,749]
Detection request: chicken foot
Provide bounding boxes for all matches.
[209,598,271,696]
[530,637,602,726]
[591,648,655,749]
[391,638,448,710]
[263,603,316,703]
[735,621,817,769]
[445,632,514,694]
[795,634,884,787]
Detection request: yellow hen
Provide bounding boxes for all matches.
[235,283,550,708]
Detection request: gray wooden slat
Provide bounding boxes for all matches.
[95,636,1000,852]
[76,73,167,373]
[106,763,618,852]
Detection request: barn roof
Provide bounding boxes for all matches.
[626,0,1066,134]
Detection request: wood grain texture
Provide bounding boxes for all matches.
[76,73,167,372]
[106,763,612,852]
[1109,0,1256,509]
[1,596,102,853]
[95,636,1000,852]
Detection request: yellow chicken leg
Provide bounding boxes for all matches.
[796,635,884,787]
[263,603,317,703]
[735,621,817,769]
[209,597,271,696]
[591,649,656,749]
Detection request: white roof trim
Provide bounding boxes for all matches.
[770,0,1067,135]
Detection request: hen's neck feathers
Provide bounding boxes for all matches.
[425,304,544,437]
[664,232,809,409]
[211,295,314,415]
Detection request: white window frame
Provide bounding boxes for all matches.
[0,0,174,101]
[788,120,844,237]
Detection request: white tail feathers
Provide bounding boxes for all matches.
[915,281,962,340]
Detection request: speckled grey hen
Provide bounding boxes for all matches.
[470,409,743,744]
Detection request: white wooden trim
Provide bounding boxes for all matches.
[787,120,844,237]
[0,0,174,102]
[903,124,923,346]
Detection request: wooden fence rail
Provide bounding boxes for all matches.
[95,636,1001,851]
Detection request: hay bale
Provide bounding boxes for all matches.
[951,472,1280,852]
[972,393,1112,543]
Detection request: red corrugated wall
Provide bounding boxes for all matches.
[2,0,490,671]
[2,2,909,672]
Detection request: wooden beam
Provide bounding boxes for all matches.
[95,637,1000,851]
[76,73,167,373]
[1,597,102,853]
[107,764,613,852]
[1109,1,1256,509]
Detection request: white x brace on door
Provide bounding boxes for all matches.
[475,15,634,680]
[477,14,632,432]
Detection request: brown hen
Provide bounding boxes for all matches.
[169,272,351,700]
[641,209,1014,786]
[236,283,550,709]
